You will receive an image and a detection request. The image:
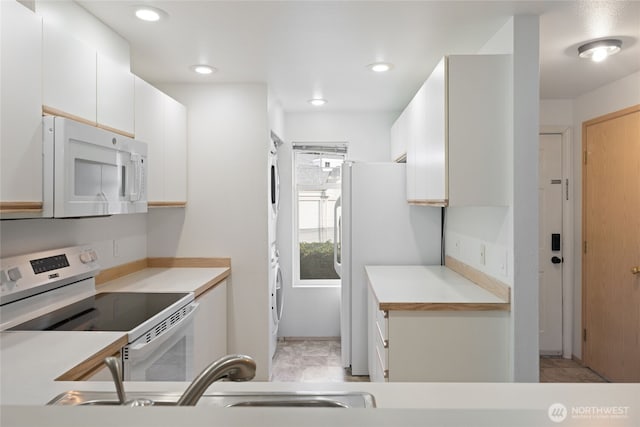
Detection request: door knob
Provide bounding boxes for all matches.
[632,266,640,275]
[551,256,563,264]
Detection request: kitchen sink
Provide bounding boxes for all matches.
[47,391,376,408]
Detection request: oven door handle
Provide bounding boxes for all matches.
[125,302,199,359]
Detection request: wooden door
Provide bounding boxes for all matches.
[583,105,640,382]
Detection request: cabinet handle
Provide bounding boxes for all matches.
[376,321,388,348]
[632,266,640,275]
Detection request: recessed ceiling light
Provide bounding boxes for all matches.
[368,62,393,73]
[134,6,167,22]
[190,65,217,75]
[578,39,622,62]
[308,98,327,106]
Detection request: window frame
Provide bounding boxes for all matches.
[292,149,345,288]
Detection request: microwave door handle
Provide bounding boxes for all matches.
[333,196,342,277]
[126,302,199,360]
[129,153,142,202]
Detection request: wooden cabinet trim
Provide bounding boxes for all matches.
[55,335,128,381]
[43,105,96,127]
[148,201,187,208]
[408,199,448,207]
[379,301,510,311]
[43,106,135,138]
[96,123,135,139]
[0,202,43,213]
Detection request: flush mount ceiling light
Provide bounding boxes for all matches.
[368,62,393,73]
[190,64,217,75]
[578,39,622,62]
[308,98,327,106]
[134,6,167,22]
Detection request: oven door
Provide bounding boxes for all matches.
[122,302,198,381]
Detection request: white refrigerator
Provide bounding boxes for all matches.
[335,162,441,376]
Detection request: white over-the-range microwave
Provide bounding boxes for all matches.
[41,116,148,218]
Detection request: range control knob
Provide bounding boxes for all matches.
[7,267,22,282]
[79,252,93,264]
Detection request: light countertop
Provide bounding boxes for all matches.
[366,265,509,311]
[0,266,230,405]
[97,267,229,297]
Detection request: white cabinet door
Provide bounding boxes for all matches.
[134,76,165,202]
[193,282,227,374]
[0,1,43,215]
[390,109,408,163]
[406,55,509,207]
[97,53,134,136]
[163,96,187,202]
[43,21,97,124]
[411,58,447,204]
[134,76,188,205]
[447,55,509,206]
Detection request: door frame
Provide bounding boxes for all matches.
[580,104,640,373]
[540,126,574,359]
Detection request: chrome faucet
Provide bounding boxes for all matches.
[176,354,256,406]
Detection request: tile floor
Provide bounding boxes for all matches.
[539,356,607,383]
[271,339,608,383]
[271,338,369,382]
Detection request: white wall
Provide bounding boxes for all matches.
[147,83,271,380]
[444,16,541,382]
[278,112,396,337]
[0,215,147,269]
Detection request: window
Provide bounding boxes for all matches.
[293,147,346,286]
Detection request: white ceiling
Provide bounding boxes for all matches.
[78,1,640,112]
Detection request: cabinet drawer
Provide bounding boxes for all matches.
[374,341,388,382]
[375,308,388,340]
[375,321,388,368]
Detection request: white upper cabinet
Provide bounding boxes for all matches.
[97,53,135,136]
[43,23,134,137]
[390,107,409,163]
[0,1,43,216]
[406,55,510,207]
[135,76,187,206]
[163,96,188,203]
[43,21,97,124]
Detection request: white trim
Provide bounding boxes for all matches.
[540,125,573,360]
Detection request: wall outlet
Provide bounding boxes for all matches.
[113,240,119,258]
[479,243,486,266]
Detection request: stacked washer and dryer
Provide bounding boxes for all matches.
[268,131,284,359]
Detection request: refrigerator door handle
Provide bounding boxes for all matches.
[334,196,342,277]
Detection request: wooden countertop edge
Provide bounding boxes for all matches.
[378,302,511,311]
[194,269,231,298]
[55,335,129,381]
[95,257,231,286]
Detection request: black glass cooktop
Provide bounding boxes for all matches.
[9,292,189,332]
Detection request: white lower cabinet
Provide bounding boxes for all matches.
[368,287,509,382]
[193,281,227,374]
